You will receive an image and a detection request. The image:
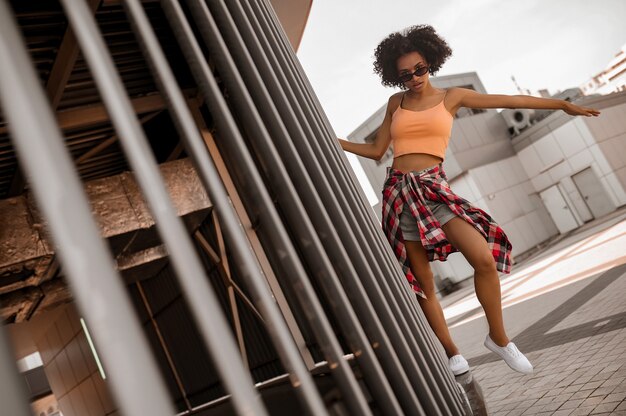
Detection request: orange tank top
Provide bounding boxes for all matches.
[390,92,453,159]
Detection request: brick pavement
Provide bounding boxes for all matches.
[444,211,626,415]
[472,313,626,415]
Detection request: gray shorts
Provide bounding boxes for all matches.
[399,199,457,241]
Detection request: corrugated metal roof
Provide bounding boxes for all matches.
[0,0,195,199]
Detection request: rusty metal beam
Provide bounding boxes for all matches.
[6,0,102,198]
[75,110,162,165]
[188,100,315,369]
[0,287,43,324]
[0,93,181,136]
[46,0,102,109]
[0,269,68,323]
[29,278,73,320]
[56,93,167,132]
[0,158,212,321]
[116,245,169,284]
[0,195,54,296]
[165,140,185,162]
[193,229,264,324]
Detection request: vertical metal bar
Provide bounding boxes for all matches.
[56,1,268,415]
[243,0,465,413]
[0,2,176,415]
[118,1,331,414]
[0,326,31,416]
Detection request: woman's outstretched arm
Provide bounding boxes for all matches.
[338,94,399,160]
[448,88,600,117]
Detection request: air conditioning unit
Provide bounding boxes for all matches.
[501,108,535,136]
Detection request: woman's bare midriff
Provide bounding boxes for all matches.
[391,153,443,173]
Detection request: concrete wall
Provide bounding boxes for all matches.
[516,115,626,223]
[464,157,559,255]
[430,72,488,94]
[584,102,626,204]
[446,111,516,177]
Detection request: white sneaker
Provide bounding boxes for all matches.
[448,354,470,375]
[484,335,533,374]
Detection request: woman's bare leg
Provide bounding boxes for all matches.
[405,239,460,357]
[441,218,509,346]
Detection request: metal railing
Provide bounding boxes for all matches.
[0,0,466,414]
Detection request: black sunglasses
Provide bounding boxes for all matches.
[398,66,429,83]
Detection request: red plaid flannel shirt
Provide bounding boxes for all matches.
[382,164,512,299]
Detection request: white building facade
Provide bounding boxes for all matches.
[348,73,626,285]
[581,43,626,96]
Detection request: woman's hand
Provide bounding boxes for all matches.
[563,101,600,117]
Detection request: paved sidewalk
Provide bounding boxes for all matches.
[442,208,626,415]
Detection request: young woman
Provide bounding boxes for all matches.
[338,25,599,376]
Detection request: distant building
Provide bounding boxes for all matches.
[581,43,626,95]
[348,72,626,285]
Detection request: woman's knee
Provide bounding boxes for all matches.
[471,252,497,274]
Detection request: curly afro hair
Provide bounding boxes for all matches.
[373,25,452,88]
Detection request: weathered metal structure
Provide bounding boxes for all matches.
[0,0,467,414]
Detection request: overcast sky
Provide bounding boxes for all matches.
[296,0,626,204]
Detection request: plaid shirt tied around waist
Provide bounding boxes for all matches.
[381,164,513,299]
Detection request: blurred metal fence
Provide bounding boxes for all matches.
[0,0,466,414]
